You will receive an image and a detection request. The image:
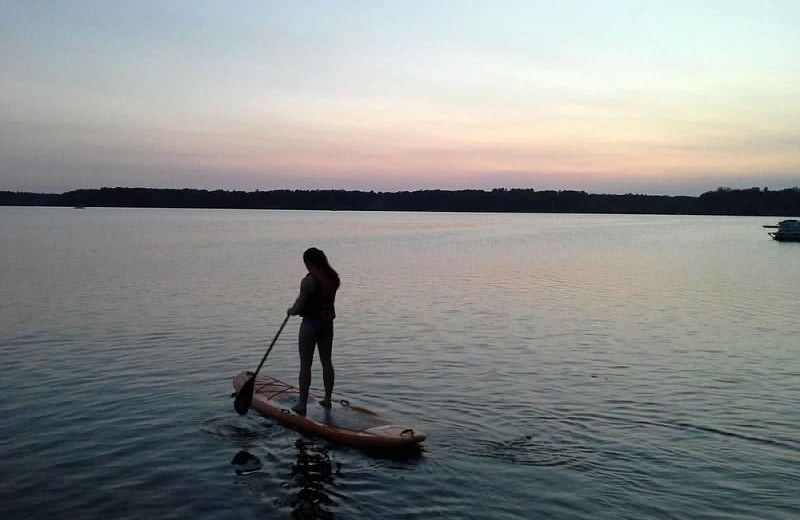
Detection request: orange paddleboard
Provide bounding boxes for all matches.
[232,371,426,449]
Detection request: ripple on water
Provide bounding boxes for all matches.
[198,416,278,442]
[461,420,595,467]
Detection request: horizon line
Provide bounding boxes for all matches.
[4,184,800,198]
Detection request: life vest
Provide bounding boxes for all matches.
[302,272,337,321]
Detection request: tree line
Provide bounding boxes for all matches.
[1,186,798,216]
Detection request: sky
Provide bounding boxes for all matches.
[1,1,799,195]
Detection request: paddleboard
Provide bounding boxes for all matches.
[232,371,426,449]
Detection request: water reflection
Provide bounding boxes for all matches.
[287,439,338,520]
[231,450,262,475]
[363,444,425,462]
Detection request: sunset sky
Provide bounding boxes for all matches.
[1,1,798,195]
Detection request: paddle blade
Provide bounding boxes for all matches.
[233,376,255,415]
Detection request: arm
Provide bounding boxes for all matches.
[287,275,315,316]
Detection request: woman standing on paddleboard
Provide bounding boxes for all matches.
[287,247,340,416]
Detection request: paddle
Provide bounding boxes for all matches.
[234,314,291,415]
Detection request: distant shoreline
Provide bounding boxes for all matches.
[1,186,798,216]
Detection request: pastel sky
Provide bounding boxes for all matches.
[2,1,799,194]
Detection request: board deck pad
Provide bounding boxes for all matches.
[252,376,392,431]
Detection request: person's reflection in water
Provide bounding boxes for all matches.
[288,439,339,520]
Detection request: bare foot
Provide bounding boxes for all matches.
[318,399,332,408]
[291,403,307,415]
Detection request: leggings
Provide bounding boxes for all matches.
[297,318,334,403]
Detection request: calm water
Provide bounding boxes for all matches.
[1,207,798,520]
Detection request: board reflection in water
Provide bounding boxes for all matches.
[287,439,340,520]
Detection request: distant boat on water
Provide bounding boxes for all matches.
[763,219,800,241]
[73,205,85,209]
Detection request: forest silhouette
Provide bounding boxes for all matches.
[1,186,798,216]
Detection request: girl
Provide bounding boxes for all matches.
[287,247,340,415]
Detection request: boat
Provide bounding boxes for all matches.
[232,371,426,449]
[763,219,800,241]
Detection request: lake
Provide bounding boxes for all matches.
[1,206,798,520]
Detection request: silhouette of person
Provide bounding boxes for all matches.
[287,247,340,416]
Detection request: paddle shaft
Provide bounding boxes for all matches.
[234,313,291,415]
[252,314,290,379]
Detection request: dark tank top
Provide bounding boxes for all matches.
[302,273,337,321]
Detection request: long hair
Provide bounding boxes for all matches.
[303,247,340,288]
